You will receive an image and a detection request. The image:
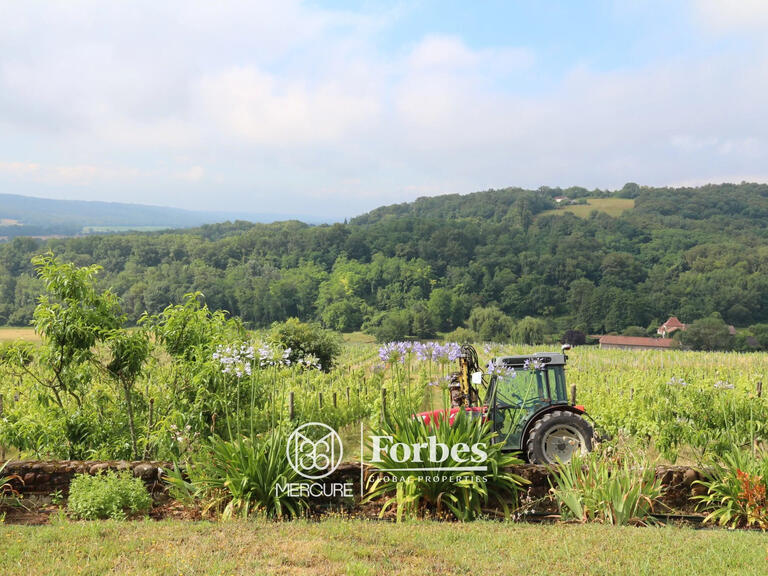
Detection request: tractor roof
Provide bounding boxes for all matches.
[495,353,567,368]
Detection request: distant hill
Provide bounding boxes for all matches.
[2,182,768,345]
[0,193,330,238]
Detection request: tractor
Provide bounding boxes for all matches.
[417,344,595,464]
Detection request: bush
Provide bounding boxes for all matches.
[67,470,152,520]
[694,447,768,530]
[269,318,342,371]
[169,428,308,519]
[550,451,663,526]
[365,409,527,521]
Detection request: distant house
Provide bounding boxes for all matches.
[657,315,737,337]
[657,316,686,337]
[599,335,677,350]
[554,196,570,204]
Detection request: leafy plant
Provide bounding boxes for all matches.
[0,460,22,508]
[167,428,308,519]
[694,447,768,530]
[549,451,663,526]
[365,408,527,521]
[67,470,152,520]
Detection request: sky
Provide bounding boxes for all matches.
[1,0,767,220]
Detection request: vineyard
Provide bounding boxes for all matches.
[3,334,768,466]
[2,256,768,531]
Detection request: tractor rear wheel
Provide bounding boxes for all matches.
[525,410,593,465]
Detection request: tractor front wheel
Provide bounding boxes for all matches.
[525,410,593,465]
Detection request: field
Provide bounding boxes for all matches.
[1,519,766,576]
[540,197,635,218]
[0,326,39,342]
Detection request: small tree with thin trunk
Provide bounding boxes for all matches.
[20,252,151,459]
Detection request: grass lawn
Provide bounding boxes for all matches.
[1,519,766,575]
[540,197,635,219]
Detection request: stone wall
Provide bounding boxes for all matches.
[2,460,708,513]
[2,460,170,498]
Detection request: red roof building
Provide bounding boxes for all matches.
[657,316,686,337]
[657,315,737,337]
[599,335,677,350]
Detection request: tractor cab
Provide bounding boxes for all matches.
[485,353,570,452]
[482,351,593,463]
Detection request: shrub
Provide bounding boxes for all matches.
[694,447,768,530]
[67,470,152,520]
[550,451,663,525]
[269,318,342,371]
[169,427,308,519]
[365,409,527,521]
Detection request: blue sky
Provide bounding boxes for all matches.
[1,1,767,219]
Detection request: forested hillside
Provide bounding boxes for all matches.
[1,183,767,342]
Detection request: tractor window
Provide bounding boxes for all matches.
[550,366,568,402]
[494,369,545,409]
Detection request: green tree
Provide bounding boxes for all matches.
[514,316,546,345]
[30,252,122,408]
[466,306,515,342]
[679,314,733,351]
[427,288,455,332]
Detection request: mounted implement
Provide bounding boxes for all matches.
[419,344,594,465]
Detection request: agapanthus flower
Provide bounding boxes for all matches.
[486,359,516,379]
[445,342,462,362]
[298,353,322,370]
[667,376,688,387]
[523,358,545,371]
[379,341,412,364]
[714,380,734,390]
[213,343,254,377]
[256,342,292,367]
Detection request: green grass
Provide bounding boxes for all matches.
[541,198,635,219]
[1,519,766,575]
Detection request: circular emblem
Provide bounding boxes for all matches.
[287,422,343,480]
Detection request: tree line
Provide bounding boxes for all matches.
[1,182,768,344]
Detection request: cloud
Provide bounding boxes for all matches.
[196,67,380,145]
[0,161,40,176]
[692,0,768,33]
[177,165,204,182]
[0,1,766,216]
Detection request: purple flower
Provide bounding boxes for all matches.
[486,360,516,379]
[446,342,462,362]
[378,341,412,364]
[523,358,545,371]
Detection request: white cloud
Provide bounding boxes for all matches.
[0,1,767,216]
[0,161,40,176]
[693,0,768,33]
[177,165,204,182]
[195,67,380,145]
